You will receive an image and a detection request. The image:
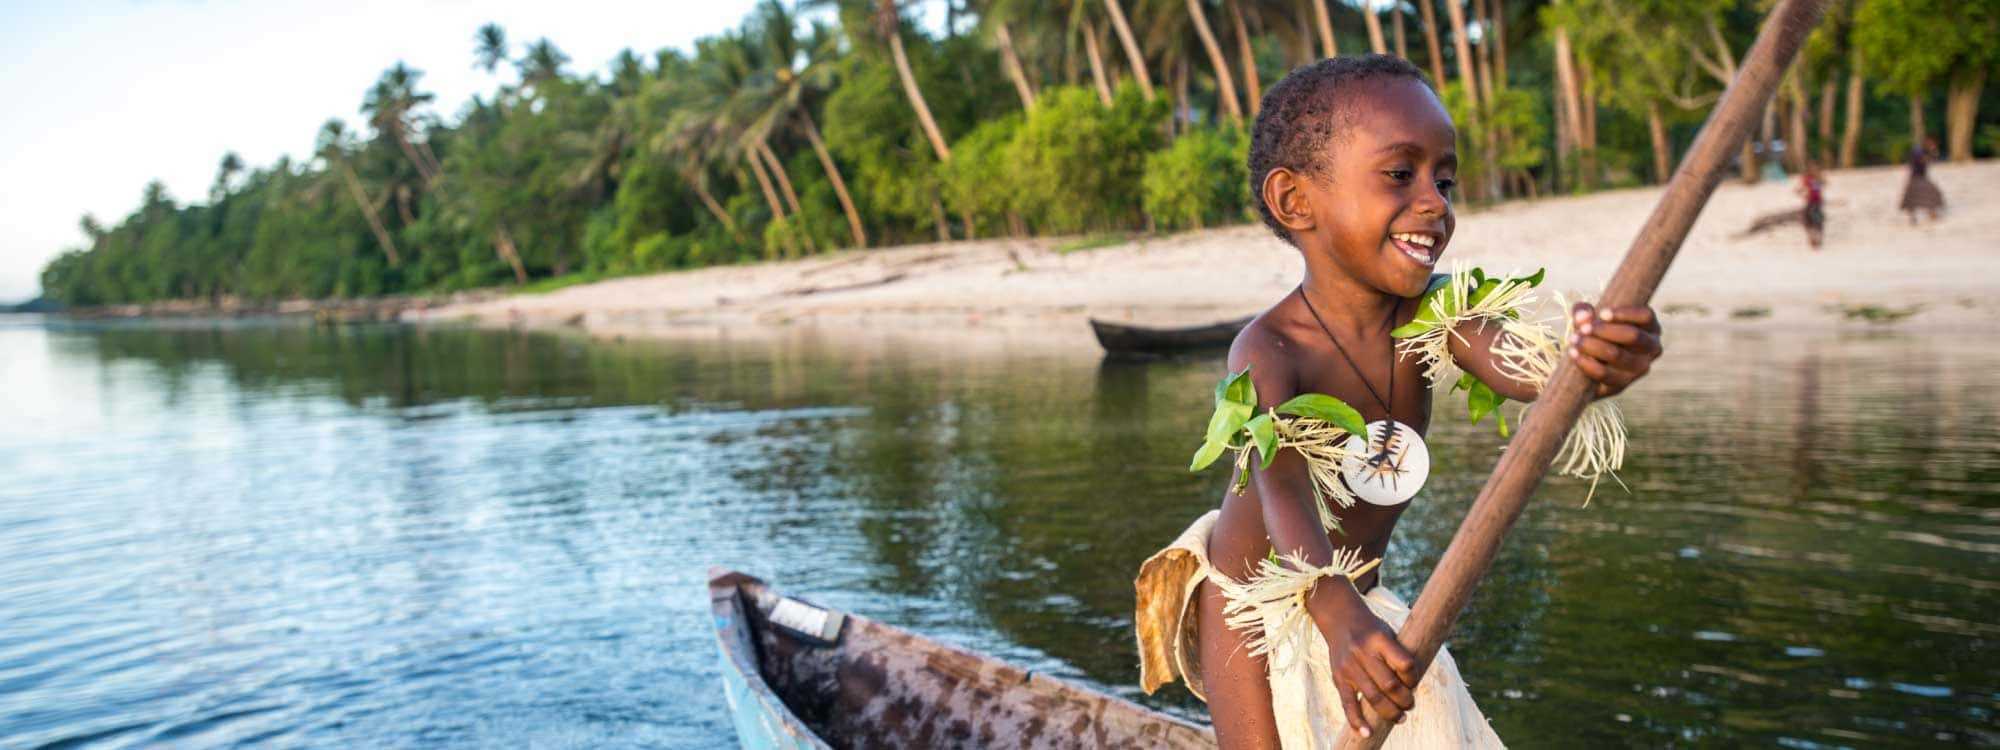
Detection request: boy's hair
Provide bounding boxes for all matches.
[1249,54,1432,244]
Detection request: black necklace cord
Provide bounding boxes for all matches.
[1296,287,1401,417]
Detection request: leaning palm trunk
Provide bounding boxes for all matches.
[1229,0,1261,116]
[885,18,952,162]
[1647,100,1672,183]
[1310,0,1339,57]
[1083,17,1116,106]
[1945,66,1985,162]
[1418,0,1447,85]
[1187,0,1243,123]
[1362,2,1388,54]
[1840,50,1864,168]
[1554,27,1587,188]
[745,153,799,258]
[996,23,1037,110]
[1443,0,1491,199]
[492,225,528,285]
[757,141,816,253]
[337,166,402,267]
[1103,0,1156,99]
[1786,67,1811,172]
[687,174,740,236]
[1392,2,1408,59]
[1817,75,1837,166]
[798,114,866,249]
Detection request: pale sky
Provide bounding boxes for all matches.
[0,0,778,303]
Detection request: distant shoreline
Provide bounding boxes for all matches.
[407,161,2000,343]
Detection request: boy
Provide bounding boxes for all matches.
[1135,56,1663,748]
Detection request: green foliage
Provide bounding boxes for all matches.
[38,1,2000,307]
[1143,124,1248,231]
[1005,85,1167,233]
[1854,0,2000,95]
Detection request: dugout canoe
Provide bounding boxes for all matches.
[1088,316,1251,356]
[708,568,1214,749]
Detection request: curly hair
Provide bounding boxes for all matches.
[1248,54,1432,244]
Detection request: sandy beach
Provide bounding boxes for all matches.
[411,160,2000,348]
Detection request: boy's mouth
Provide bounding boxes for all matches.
[1389,231,1443,268]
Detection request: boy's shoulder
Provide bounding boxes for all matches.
[1227,306,1307,406]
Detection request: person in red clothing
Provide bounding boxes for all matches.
[1798,162,1826,249]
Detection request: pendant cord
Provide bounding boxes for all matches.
[1297,287,1400,417]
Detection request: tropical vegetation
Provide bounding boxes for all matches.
[38,0,2000,306]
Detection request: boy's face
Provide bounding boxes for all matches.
[1298,77,1457,298]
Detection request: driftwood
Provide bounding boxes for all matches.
[778,272,908,298]
[1342,1,1830,746]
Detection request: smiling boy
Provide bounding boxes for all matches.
[1135,56,1664,748]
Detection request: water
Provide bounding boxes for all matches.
[1,316,1995,748]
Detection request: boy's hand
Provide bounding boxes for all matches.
[1311,582,1417,734]
[1567,303,1663,397]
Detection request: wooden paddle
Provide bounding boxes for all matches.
[1339,1,1829,746]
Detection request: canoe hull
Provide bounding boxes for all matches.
[1088,317,1251,356]
[709,569,1214,749]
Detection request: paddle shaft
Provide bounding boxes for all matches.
[1339,1,1828,746]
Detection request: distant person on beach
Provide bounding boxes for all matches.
[1900,136,1946,224]
[1134,56,1662,748]
[1799,163,1826,249]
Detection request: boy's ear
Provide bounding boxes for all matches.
[1262,167,1316,236]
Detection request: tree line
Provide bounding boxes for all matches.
[38,0,1998,306]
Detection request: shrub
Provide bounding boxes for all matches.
[1143,125,1249,230]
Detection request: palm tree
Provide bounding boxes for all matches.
[211,151,244,202]
[976,0,1043,109]
[1417,0,1447,84]
[1311,0,1340,57]
[743,2,870,249]
[867,0,954,162]
[1358,0,1388,54]
[360,63,443,188]
[474,23,509,73]
[1182,0,1243,123]
[519,38,571,92]
[1103,0,1158,99]
[315,120,403,267]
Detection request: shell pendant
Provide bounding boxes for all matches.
[1340,420,1430,506]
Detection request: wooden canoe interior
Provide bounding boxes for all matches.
[711,570,1215,749]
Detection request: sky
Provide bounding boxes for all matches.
[0,0,779,303]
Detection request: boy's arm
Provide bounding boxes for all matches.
[1228,333,1417,732]
[1445,304,1663,401]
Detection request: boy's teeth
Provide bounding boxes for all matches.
[1391,232,1435,247]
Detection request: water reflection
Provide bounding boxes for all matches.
[0,320,1995,748]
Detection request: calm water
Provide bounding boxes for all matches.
[1,315,1995,748]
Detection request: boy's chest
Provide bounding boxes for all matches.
[1295,354,1436,436]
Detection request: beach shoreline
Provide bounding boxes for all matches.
[407,160,2000,348]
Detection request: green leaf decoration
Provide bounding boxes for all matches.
[1275,393,1368,439]
[1452,372,1479,394]
[1469,267,1487,286]
[1496,408,1511,438]
[1204,399,1253,446]
[1189,437,1229,472]
[1466,278,1501,308]
[1217,367,1256,408]
[1465,378,1511,438]
[1517,268,1545,287]
[1246,413,1279,469]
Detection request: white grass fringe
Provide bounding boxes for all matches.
[1213,549,1381,674]
[1394,263,1628,501]
[1230,414,1360,531]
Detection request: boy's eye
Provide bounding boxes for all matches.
[1435,178,1457,192]
[1385,169,1414,182]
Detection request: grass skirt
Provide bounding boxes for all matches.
[1901,174,1945,212]
[1136,511,1505,748]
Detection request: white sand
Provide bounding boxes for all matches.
[411,160,2000,348]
